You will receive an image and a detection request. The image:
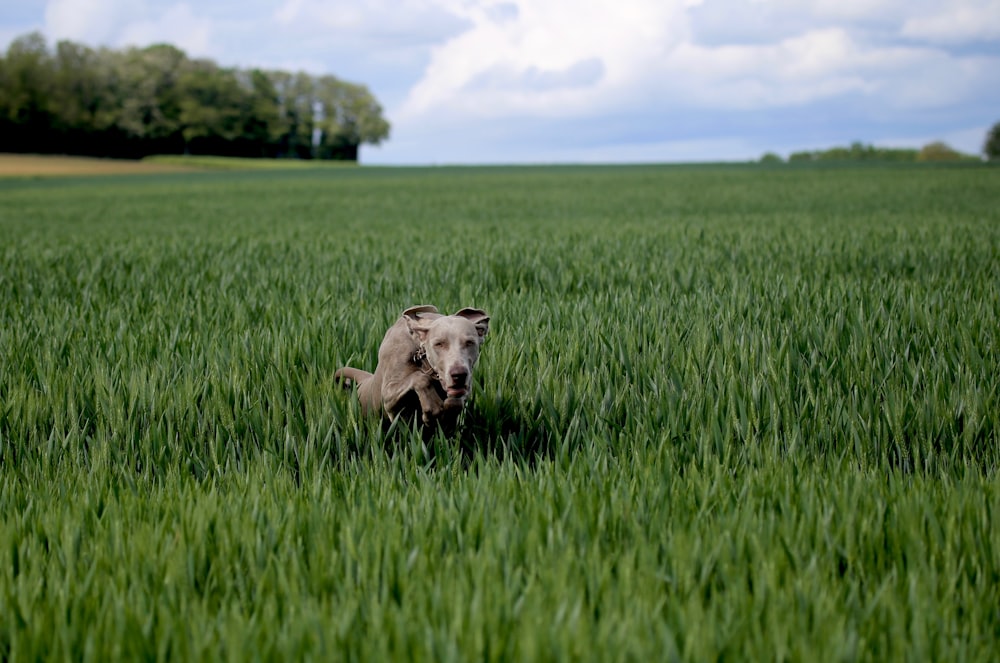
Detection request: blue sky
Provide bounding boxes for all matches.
[2,0,999,164]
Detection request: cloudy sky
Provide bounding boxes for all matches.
[2,0,999,164]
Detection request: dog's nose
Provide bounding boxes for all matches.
[449,369,468,386]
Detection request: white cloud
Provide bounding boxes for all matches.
[44,0,139,45]
[118,4,212,55]
[397,2,998,126]
[666,28,998,111]
[44,0,214,56]
[901,0,1000,43]
[399,0,690,119]
[754,0,909,22]
[272,0,467,42]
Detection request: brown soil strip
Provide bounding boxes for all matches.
[0,153,198,177]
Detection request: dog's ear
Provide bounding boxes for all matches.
[454,308,490,338]
[402,304,439,318]
[403,305,438,342]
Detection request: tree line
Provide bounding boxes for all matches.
[0,32,390,161]
[788,142,923,163]
[788,141,982,163]
[762,135,999,164]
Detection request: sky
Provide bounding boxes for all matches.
[2,0,999,164]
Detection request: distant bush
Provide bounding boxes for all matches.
[788,142,919,163]
[916,142,979,163]
[759,152,784,164]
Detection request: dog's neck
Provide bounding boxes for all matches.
[412,346,439,379]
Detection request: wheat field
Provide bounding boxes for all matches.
[1,163,998,660]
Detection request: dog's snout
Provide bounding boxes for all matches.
[449,368,469,385]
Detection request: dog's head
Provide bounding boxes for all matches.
[404,306,490,403]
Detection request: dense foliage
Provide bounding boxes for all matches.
[786,141,979,163]
[1,164,998,660]
[0,32,390,160]
[985,122,1000,161]
[788,142,919,163]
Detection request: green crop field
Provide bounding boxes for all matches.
[1,163,998,661]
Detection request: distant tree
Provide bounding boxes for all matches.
[848,141,870,160]
[787,144,919,163]
[314,76,390,161]
[759,152,783,164]
[49,40,120,155]
[268,70,317,159]
[238,69,283,157]
[113,44,187,154]
[874,147,920,162]
[985,122,1000,161]
[0,32,389,160]
[0,32,54,153]
[916,141,975,162]
[788,151,816,162]
[178,59,245,154]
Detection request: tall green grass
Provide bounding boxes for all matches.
[1,164,998,660]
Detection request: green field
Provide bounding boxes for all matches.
[1,164,998,660]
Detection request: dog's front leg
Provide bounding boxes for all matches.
[416,384,471,432]
[382,372,443,423]
[411,374,451,425]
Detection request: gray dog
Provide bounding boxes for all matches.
[335,305,490,426]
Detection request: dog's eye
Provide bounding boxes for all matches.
[434,341,447,349]
[464,340,476,348]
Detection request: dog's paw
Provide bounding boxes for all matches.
[421,406,447,426]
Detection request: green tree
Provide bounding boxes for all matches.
[267,70,317,158]
[916,141,975,162]
[0,31,390,160]
[0,32,53,152]
[48,41,121,154]
[178,59,245,153]
[238,69,283,157]
[314,76,390,160]
[984,122,1000,161]
[114,44,187,152]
